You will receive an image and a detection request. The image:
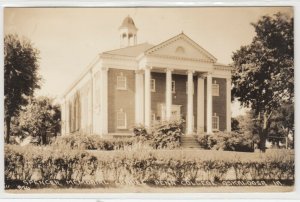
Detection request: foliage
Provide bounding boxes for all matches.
[4,34,41,144]
[5,145,294,188]
[231,118,240,132]
[196,132,254,152]
[11,96,61,145]
[133,119,184,149]
[231,13,294,151]
[268,103,294,148]
[51,133,136,150]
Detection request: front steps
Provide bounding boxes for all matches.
[180,135,201,149]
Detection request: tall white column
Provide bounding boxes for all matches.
[226,78,232,132]
[89,71,94,134]
[165,68,173,121]
[135,70,144,125]
[65,100,70,134]
[197,75,205,133]
[144,67,151,128]
[101,67,108,135]
[61,99,66,135]
[207,73,213,134]
[187,70,194,135]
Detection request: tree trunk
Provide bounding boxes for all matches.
[5,117,11,144]
[259,111,272,153]
[41,131,47,145]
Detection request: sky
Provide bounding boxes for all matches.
[4,7,293,117]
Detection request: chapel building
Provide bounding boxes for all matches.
[61,16,232,136]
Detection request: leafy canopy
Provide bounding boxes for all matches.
[232,13,293,115]
[4,34,41,119]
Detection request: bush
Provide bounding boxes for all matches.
[196,132,254,152]
[51,133,135,150]
[133,119,184,149]
[5,145,294,189]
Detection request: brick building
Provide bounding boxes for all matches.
[61,16,232,136]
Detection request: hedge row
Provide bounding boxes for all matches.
[5,145,294,188]
[196,132,254,152]
[51,133,136,150]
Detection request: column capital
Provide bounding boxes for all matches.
[135,69,144,74]
[186,70,195,74]
[145,66,153,70]
[165,68,174,72]
[101,67,109,71]
[197,73,207,79]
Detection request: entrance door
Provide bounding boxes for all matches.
[157,103,181,121]
[171,105,181,121]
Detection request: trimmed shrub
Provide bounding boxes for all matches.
[5,145,294,189]
[51,133,135,150]
[196,132,254,152]
[133,119,184,149]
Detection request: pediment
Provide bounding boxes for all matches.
[145,33,217,63]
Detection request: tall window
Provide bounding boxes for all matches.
[151,79,156,92]
[212,113,219,131]
[172,80,176,93]
[117,73,127,90]
[212,82,219,96]
[117,109,127,129]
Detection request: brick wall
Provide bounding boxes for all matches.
[108,69,135,133]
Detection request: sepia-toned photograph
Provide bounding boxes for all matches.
[3,7,294,193]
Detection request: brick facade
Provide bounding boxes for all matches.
[108,69,135,133]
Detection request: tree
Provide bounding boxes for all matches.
[232,13,294,152]
[12,97,61,145]
[4,34,41,143]
[268,103,294,148]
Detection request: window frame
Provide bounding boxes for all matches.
[116,109,127,129]
[172,80,176,93]
[212,83,219,96]
[212,114,219,131]
[116,74,127,90]
[151,79,156,92]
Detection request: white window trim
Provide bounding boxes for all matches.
[116,109,127,129]
[212,113,219,131]
[151,79,156,92]
[116,74,127,90]
[152,113,156,122]
[212,83,219,96]
[172,80,176,93]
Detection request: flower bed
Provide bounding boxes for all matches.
[5,145,294,189]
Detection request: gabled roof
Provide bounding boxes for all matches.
[145,33,217,62]
[102,43,154,57]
